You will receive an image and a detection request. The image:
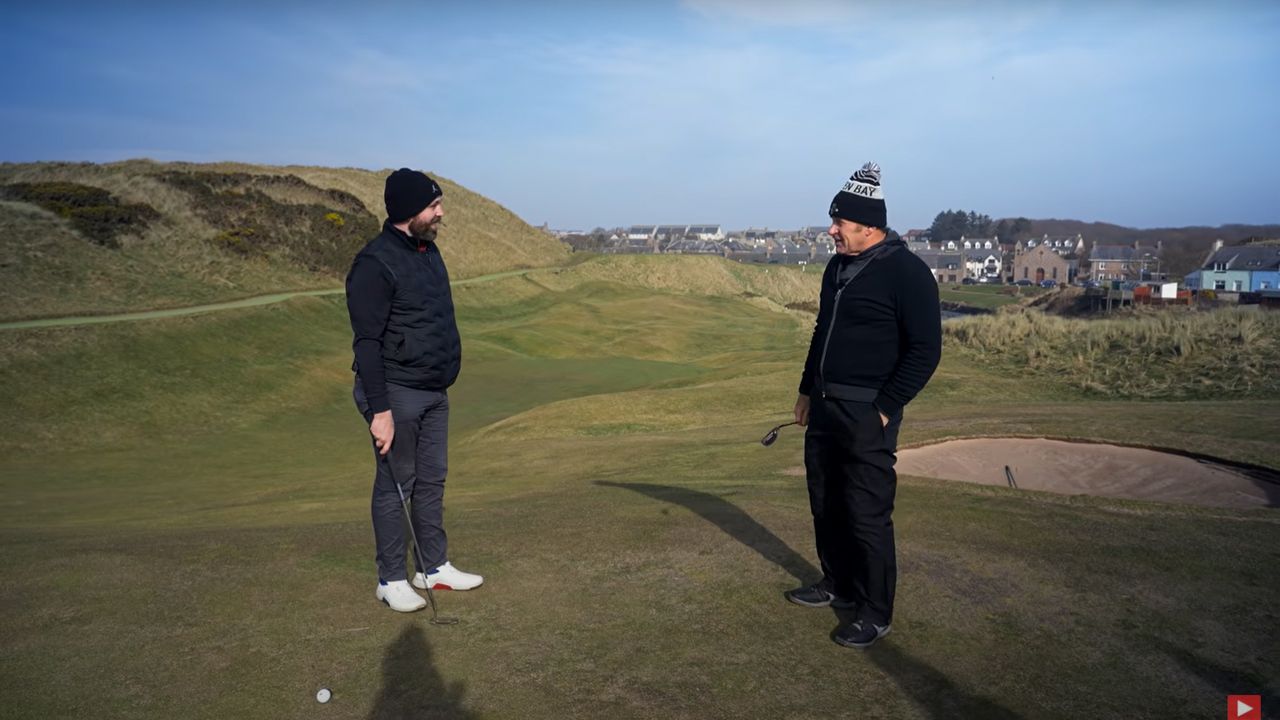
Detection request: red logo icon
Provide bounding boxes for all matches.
[1229,695,1261,720]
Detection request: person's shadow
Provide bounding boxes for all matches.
[594,480,818,583]
[598,480,1024,719]
[1152,637,1279,718]
[368,624,477,720]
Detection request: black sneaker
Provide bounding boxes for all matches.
[788,580,857,608]
[833,619,891,649]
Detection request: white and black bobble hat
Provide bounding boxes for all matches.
[828,162,886,229]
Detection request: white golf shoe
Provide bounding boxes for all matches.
[376,579,427,612]
[412,561,483,591]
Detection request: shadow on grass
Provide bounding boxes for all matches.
[368,624,477,720]
[595,481,818,583]
[828,609,1023,718]
[873,643,1021,716]
[601,480,1024,719]
[1153,638,1279,715]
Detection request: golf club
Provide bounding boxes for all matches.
[761,420,799,446]
[383,455,459,626]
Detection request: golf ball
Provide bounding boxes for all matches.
[316,688,331,704]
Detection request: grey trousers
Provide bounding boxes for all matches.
[354,379,450,582]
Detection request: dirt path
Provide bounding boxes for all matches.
[0,267,539,331]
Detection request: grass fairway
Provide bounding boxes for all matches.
[936,283,1042,309]
[1,256,1277,719]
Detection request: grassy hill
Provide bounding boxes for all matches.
[1,249,1277,718]
[0,160,569,321]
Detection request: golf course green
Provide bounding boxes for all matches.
[2,251,1277,719]
[2,161,1277,719]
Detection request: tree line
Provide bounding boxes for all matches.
[928,210,1032,243]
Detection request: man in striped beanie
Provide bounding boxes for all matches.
[789,162,943,648]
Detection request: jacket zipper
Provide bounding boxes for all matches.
[818,281,846,398]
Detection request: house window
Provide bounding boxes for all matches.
[1052,267,1058,279]
[1098,262,1107,270]
[948,274,957,282]
[1022,267,1028,279]
[1214,280,1226,290]
[1232,281,1242,291]
[1261,281,1272,289]
[1213,263,1226,271]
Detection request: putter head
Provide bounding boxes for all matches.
[430,617,460,625]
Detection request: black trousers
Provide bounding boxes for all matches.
[804,394,902,625]
[354,379,450,583]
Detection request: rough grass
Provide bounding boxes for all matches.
[945,306,1280,399]
[1,267,1277,719]
[0,180,159,248]
[0,198,340,322]
[0,160,570,320]
[158,160,573,278]
[152,170,380,274]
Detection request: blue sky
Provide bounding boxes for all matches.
[2,1,1277,231]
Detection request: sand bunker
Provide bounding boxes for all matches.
[893,438,1278,509]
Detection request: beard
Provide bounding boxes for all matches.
[408,216,439,242]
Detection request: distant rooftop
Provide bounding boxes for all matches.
[1203,244,1280,271]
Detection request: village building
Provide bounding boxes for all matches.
[1086,241,1162,281]
[1183,241,1280,292]
[916,250,965,284]
[964,249,1004,281]
[1021,233,1085,256]
[1013,244,1073,284]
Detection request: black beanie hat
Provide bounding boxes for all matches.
[384,168,443,223]
[828,162,886,229]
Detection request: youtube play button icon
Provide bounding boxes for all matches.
[1229,695,1261,720]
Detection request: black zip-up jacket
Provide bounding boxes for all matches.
[798,232,942,418]
[345,221,462,413]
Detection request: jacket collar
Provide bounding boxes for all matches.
[840,229,904,263]
[865,229,904,255]
[383,219,432,253]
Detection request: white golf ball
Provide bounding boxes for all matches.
[316,688,332,704]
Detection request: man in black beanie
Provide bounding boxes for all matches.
[788,162,942,647]
[345,168,483,613]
